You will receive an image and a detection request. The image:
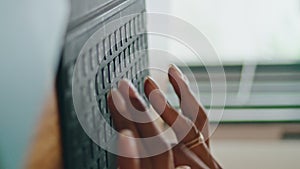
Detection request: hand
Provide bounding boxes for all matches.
[108,64,222,169]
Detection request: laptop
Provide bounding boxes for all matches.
[56,0,148,168]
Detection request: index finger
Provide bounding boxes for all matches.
[108,89,152,169]
[118,79,174,169]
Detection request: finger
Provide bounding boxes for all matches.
[187,143,220,169]
[144,77,218,169]
[175,145,221,169]
[168,64,210,147]
[118,130,140,169]
[172,144,209,169]
[108,89,152,169]
[108,89,138,132]
[144,77,199,143]
[118,79,174,169]
[118,79,160,138]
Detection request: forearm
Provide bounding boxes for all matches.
[24,89,62,169]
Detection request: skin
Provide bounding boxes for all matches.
[24,88,62,169]
[25,65,221,169]
[108,64,222,169]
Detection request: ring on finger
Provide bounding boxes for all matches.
[185,132,205,149]
[176,165,191,169]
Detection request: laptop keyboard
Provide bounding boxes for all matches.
[57,2,148,168]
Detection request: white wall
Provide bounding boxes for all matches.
[146,0,300,64]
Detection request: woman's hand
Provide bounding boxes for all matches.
[108,64,221,169]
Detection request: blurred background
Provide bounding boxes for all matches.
[146,0,300,168]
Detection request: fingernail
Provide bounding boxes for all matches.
[127,81,139,97]
[118,79,148,112]
[119,79,138,97]
[145,76,159,89]
[144,76,160,98]
[110,89,126,113]
[119,79,136,91]
[108,88,117,98]
[169,64,183,78]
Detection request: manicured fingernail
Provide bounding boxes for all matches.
[119,79,147,111]
[144,76,160,98]
[145,76,159,89]
[110,89,126,113]
[127,81,139,96]
[119,79,138,97]
[118,79,136,91]
[169,64,183,78]
[107,88,116,101]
